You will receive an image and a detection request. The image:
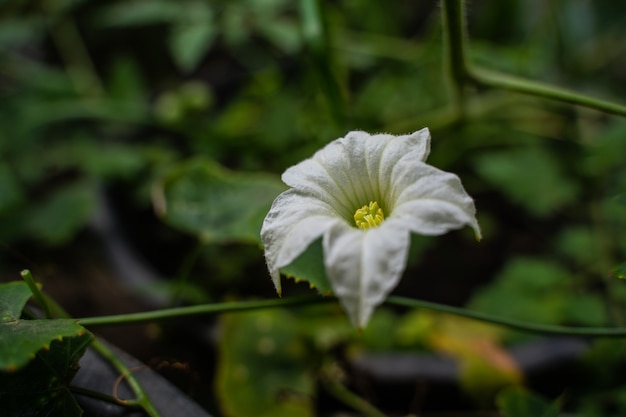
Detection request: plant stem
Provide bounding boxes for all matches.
[440,0,626,118]
[70,386,130,407]
[21,269,52,319]
[45,5,104,98]
[441,0,470,117]
[90,339,161,417]
[469,66,626,117]
[320,369,387,417]
[79,294,626,338]
[78,296,335,327]
[299,0,346,126]
[385,296,626,338]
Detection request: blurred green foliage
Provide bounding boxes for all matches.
[496,386,561,417]
[1,0,626,416]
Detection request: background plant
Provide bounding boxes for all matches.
[1,0,626,416]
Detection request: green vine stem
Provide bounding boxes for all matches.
[45,7,104,98]
[441,0,470,117]
[469,67,626,117]
[79,295,626,338]
[440,0,626,118]
[78,296,335,327]
[21,269,52,319]
[385,296,626,338]
[299,0,347,126]
[70,386,125,406]
[320,366,387,417]
[90,339,161,417]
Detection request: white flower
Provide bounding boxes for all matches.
[261,128,481,328]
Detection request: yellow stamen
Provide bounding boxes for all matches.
[354,201,385,230]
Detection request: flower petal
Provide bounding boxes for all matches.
[261,190,343,294]
[373,129,431,207]
[281,157,355,220]
[282,129,431,217]
[390,162,481,238]
[323,220,411,327]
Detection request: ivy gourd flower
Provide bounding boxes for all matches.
[261,129,481,328]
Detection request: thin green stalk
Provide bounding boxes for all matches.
[469,66,626,117]
[440,0,626,118]
[79,294,626,338]
[441,0,470,116]
[441,0,470,83]
[90,339,161,417]
[589,199,624,326]
[21,269,52,319]
[385,296,626,338]
[78,296,336,327]
[70,386,129,407]
[46,10,104,98]
[299,0,346,125]
[320,369,387,417]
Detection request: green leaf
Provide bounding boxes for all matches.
[0,330,92,417]
[0,163,22,214]
[169,21,217,73]
[215,309,315,417]
[0,281,32,323]
[554,226,603,272]
[0,282,92,371]
[468,257,573,324]
[0,319,92,371]
[614,262,626,280]
[0,281,93,417]
[26,181,96,245]
[496,386,560,417]
[584,120,626,176]
[474,146,579,217]
[155,158,286,244]
[280,239,332,294]
[96,0,183,27]
[563,293,607,326]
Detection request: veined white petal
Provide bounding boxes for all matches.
[328,132,377,207]
[390,163,481,238]
[261,190,343,294]
[282,156,358,220]
[376,128,431,208]
[394,199,480,237]
[323,220,410,328]
[283,129,431,217]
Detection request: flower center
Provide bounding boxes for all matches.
[354,201,385,230]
